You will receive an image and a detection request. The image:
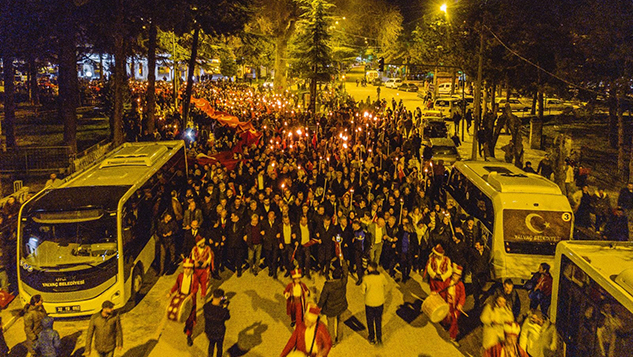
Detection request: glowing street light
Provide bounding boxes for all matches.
[440,3,447,14]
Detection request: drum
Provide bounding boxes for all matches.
[167,293,193,323]
[422,293,449,323]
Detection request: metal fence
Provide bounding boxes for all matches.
[0,146,74,174]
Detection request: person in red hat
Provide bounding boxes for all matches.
[441,263,466,345]
[281,303,332,357]
[483,322,529,357]
[284,268,310,327]
[425,244,453,293]
[167,258,200,346]
[191,234,214,298]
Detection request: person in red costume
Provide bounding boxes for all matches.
[425,244,452,292]
[191,234,214,298]
[284,268,310,327]
[167,258,200,346]
[281,303,332,357]
[484,322,529,357]
[441,263,466,345]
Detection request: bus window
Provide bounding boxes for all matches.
[557,255,633,356]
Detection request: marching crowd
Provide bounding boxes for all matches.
[0,79,622,357]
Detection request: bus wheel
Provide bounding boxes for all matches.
[132,266,144,300]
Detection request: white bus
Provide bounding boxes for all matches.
[446,161,573,282]
[551,241,633,357]
[17,141,187,316]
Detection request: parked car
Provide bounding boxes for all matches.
[385,78,403,88]
[427,137,461,166]
[398,83,419,92]
[496,98,530,112]
[372,78,383,86]
[438,82,454,94]
[433,97,463,118]
[544,98,575,112]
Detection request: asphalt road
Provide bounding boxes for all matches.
[3,264,477,357]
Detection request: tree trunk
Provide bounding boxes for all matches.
[531,91,537,115]
[145,21,157,134]
[112,0,126,146]
[608,90,618,148]
[58,1,78,153]
[274,35,289,91]
[2,53,16,148]
[553,134,571,195]
[617,89,626,177]
[29,56,39,107]
[530,91,543,149]
[309,66,317,114]
[182,26,200,129]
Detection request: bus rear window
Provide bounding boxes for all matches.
[503,209,572,255]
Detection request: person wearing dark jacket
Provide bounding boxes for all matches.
[470,240,491,309]
[318,258,349,344]
[204,289,231,357]
[494,279,521,320]
[225,213,245,277]
[85,300,123,356]
[0,314,8,356]
[24,294,48,356]
[396,217,418,282]
[604,207,629,242]
[34,316,60,357]
[351,220,370,286]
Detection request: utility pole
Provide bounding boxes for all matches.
[471,24,484,161]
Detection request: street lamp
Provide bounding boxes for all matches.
[440,3,447,14]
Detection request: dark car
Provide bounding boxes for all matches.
[423,119,448,139]
[372,78,383,86]
[398,83,418,92]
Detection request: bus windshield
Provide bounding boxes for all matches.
[21,210,118,270]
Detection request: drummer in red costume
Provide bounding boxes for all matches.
[191,234,213,298]
[425,244,453,293]
[167,258,200,346]
[284,268,310,327]
[441,263,466,344]
[281,303,332,357]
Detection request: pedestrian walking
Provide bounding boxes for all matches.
[519,310,557,357]
[24,294,48,357]
[480,294,515,350]
[470,240,491,309]
[483,322,529,357]
[203,289,231,357]
[34,316,60,357]
[157,212,178,275]
[527,263,553,317]
[192,234,214,297]
[604,207,629,241]
[592,187,611,233]
[244,213,264,276]
[368,218,386,265]
[280,303,332,357]
[85,300,123,357]
[425,244,452,293]
[351,219,370,286]
[494,279,521,321]
[537,154,554,180]
[361,262,388,345]
[441,263,466,345]
[167,258,200,346]
[317,258,349,344]
[284,268,310,327]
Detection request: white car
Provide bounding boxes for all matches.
[496,98,530,113]
[384,78,403,88]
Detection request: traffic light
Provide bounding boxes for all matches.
[378,57,384,72]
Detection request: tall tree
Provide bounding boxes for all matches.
[291,0,336,114]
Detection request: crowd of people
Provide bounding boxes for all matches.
[0,77,629,356]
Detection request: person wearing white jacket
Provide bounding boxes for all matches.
[480,294,515,349]
[519,310,558,357]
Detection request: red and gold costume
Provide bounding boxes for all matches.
[284,269,310,325]
[169,259,200,337]
[191,235,213,296]
[441,264,466,340]
[426,244,452,292]
[281,304,332,357]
